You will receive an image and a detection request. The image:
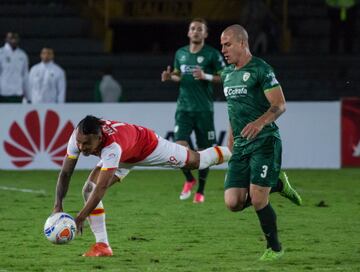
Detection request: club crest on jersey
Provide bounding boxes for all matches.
[243,72,250,82]
[197,56,204,63]
[180,55,186,61]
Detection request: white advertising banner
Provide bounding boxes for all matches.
[0,102,340,170]
[277,102,340,168]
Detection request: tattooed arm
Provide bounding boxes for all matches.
[241,86,286,140]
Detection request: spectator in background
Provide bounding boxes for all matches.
[94,67,122,102]
[326,0,357,54]
[0,32,29,103]
[28,47,66,103]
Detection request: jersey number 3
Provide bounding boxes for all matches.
[260,165,268,178]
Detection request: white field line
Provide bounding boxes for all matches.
[0,185,46,194]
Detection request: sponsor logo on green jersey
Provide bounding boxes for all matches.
[180,64,198,74]
[224,86,248,97]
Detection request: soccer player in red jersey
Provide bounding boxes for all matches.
[52,115,231,256]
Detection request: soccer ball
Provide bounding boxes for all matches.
[44,212,77,244]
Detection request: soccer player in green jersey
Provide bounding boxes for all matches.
[161,18,225,203]
[220,24,299,261]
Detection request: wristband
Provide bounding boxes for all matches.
[204,73,214,81]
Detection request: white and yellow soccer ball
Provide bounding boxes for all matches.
[44,212,76,244]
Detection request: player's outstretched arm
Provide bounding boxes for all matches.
[75,168,117,234]
[53,156,78,213]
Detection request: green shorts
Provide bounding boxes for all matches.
[224,136,282,189]
[174,110,216,149]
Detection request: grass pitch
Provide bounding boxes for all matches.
[0,169,359,272]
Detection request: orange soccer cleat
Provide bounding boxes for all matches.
[82,242,113,257]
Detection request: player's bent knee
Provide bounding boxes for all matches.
[226,203,244,212]
[225,200,245,212]
[251,197,268,210]
[184,150,200,169]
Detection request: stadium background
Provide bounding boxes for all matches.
[0,0,358,102]
[0,0,359,169]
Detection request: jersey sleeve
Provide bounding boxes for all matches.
[259,64,280,93]
[66,131,80,159]
[212,49,226,75]
[100,142,122,170]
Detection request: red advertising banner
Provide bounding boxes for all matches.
[341,97,360,167]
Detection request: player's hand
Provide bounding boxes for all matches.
[75,214,85,235]
[193,66,205,80]
[161,65,172,82]
[241,121,264,140]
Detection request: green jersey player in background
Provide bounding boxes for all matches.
[161,18,225,203]
[220,25,302,261]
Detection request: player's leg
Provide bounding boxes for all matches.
[177,140,197,200]
[82,166,113,256]
[265,138,301,205]
[138,136,230,170]
[238,170,302,210]
[224,147,250,211]
[193,165,208,203]
[278,171,302,205]
[250,136,284,261]
[82,165,130,257]
[175,111,197,200]
[250,184,284,261]
[193,111,216,203]
[196,145,231,169]
[224,187,248,211]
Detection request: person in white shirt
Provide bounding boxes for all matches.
[0,32,29,103]
[28,47,66,103]
[95,67,122,102]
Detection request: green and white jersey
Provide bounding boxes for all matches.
[221,56,281,146]
[174,44,225,112]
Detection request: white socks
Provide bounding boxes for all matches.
[199,146,232,169]
[83,181,109,245]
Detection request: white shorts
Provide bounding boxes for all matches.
[96,136,189,179]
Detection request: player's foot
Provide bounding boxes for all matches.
[179,179,196,200]
[82,242,113,257]
[279,171,302,206]
[214,146,232,165]
[259,248,284,261]
[193,192,205,203]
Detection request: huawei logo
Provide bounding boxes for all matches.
[3,110,74,168]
